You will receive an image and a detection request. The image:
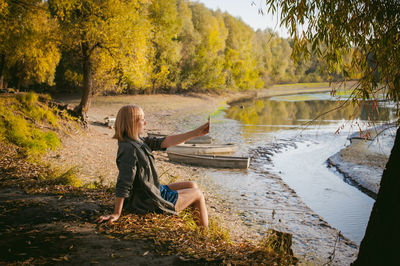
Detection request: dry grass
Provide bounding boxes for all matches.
[101,211,297,265]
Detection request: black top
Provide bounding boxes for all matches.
[115,136,176,214]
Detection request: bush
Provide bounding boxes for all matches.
[38,166,82,188]
[16,91,59,127]
[0,93,61,159]
[53,167,82,187]
[16,91,39,108]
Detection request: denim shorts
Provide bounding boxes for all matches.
[160,185,178,206]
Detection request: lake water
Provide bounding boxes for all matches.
[204,92,396,245]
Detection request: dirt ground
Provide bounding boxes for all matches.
[1,140,192,265]
[0,186,183,265]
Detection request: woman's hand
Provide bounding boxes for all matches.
[95,213,120,224]
[96,197,124,224]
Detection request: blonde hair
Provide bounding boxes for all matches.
[113,105,144,141]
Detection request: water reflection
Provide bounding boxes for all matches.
[226,94,395,133]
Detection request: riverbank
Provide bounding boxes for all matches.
[228,83,332,105]
[327,124,396,198]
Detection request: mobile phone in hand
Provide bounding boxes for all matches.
[208,116,211,132]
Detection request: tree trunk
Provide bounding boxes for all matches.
[75,43,92,124]
[0,54,5,89]
[353,126,400,265]
[16,78,21,92]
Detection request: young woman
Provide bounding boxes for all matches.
[96,105,209,227]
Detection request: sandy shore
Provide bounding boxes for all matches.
[47,86,362,264]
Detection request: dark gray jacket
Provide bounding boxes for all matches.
[115,136,176,214]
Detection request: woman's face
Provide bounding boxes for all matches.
[136,110,146,135]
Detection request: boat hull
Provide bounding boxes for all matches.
[167,152,250,169]
[185,135,212,144]
[167,143,236,155]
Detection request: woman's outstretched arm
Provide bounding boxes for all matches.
[96,197,124,224]
[161,122,210,149]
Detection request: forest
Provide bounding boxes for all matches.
[0,0,341,96]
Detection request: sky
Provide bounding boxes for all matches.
[195,0,289,38]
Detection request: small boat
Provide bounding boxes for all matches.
[167,152,250,169]
[147,133,212,144]
[104,117,116,128]
[167,143,236,155]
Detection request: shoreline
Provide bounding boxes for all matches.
[327,152,381,199]
[227,85,332,105]
[327,124,396,199]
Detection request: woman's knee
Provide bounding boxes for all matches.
[194,188,204,201]
[183,181,198,189]
[189,181,198,189]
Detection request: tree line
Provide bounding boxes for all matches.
[0,0,334,99]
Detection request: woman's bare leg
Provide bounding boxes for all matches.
[174,187,208,227]
[167,181,197,191]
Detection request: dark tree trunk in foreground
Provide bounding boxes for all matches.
[353,126,400,265]
[75,42,92,124]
